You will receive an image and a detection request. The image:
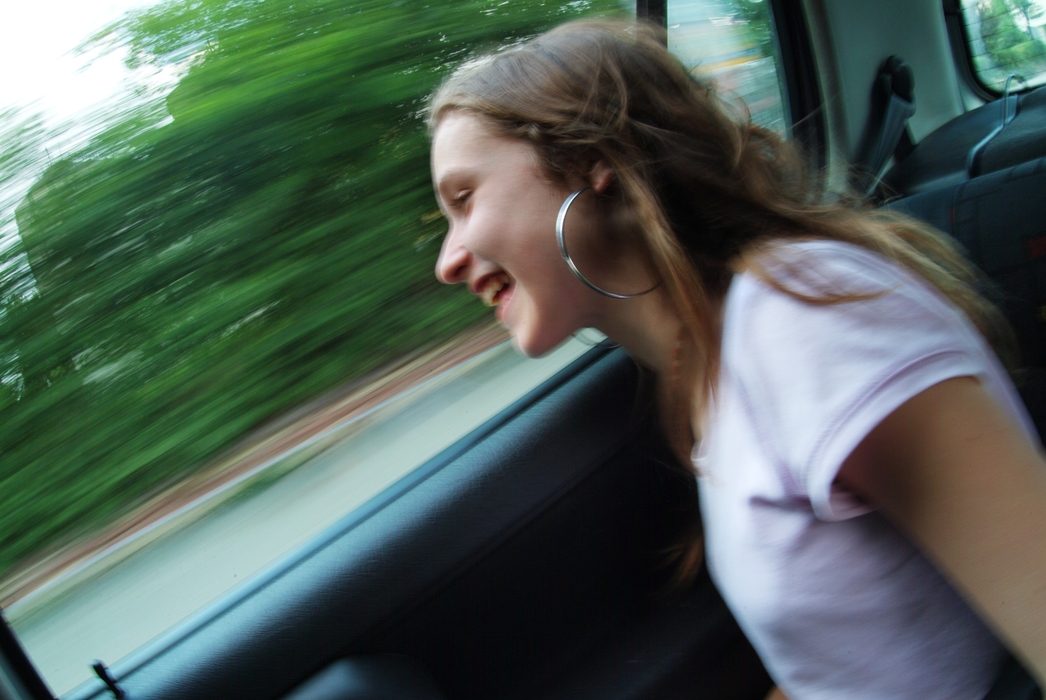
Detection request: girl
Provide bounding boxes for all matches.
[427,19,1046,700]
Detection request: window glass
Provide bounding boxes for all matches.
[0,0,620,694]
[959,0,1046,92]
[667,0,789,133]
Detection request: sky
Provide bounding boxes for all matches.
[0,0,176,250]
[0,0,159,125]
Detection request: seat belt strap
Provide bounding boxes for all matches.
[860,56,916,196]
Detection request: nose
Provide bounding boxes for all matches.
[435,227,471,284]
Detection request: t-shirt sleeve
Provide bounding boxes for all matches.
[729,243,994,521]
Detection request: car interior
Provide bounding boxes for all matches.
[2,0,1045,698]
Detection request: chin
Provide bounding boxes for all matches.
[507,332,541,358]
[501,299,579,358]
[509,326,571,359]
[508,336,536,358]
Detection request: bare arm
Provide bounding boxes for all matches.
[838,376,1046,686]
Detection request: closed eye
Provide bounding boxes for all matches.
[450,189,472,210]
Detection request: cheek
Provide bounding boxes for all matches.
[466,207,517,260]
[510,211,573,284]
[470,185,576,289]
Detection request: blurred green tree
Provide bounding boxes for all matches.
[1011,0,1045,31]
[732,0,775,62]
[978,0,1046,77]
[0,0,621,577]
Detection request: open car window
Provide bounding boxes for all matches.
[0,0,625,695]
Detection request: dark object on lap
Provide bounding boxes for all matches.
[983,655,1042,700]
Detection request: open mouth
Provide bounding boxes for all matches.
[479,272,512,307]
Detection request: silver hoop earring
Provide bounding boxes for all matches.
[556,187,658,299]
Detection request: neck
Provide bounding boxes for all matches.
[593,287,685,376]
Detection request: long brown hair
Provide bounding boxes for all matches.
[428,19,1014,468]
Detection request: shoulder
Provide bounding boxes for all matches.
[731,238,959,315]
[743,238,921,293]
[724,239,986,385]
[720,239,1001,517]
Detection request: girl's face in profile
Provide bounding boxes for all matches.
[431,110,603,356]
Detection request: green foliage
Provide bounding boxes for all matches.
[978,0,1046,80]
[0,0,622,577]
[732,0,775,62]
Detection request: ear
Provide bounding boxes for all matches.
[587,159,615,194]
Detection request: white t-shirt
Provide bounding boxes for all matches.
[695,240,1038,700]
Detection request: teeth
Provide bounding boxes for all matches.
[480,273,510,306]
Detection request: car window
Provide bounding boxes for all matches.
[0,0,622,695]
[666,0,789,133]
[958,0,1046,92]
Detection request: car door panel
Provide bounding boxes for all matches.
[282,657,446,700]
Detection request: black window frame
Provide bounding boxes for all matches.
[0,617,53,700]
[769,0,826,171]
